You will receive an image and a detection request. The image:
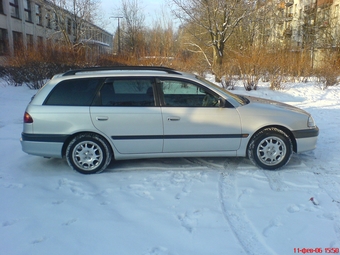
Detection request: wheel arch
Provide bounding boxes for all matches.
[246,125,297,156]
[62,131,114,157]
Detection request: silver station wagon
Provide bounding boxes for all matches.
[21,66,319,174]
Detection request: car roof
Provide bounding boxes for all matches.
[61,66,183,76]
[49,66,199,82]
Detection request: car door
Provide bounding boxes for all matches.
[159,78,242,153]
[90,78,163,154]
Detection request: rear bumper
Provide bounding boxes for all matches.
[20,133,67,158]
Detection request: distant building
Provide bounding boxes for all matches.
[0,0,113,63]
[275,0,340,66]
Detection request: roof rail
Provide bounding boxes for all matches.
[62,66,182,76]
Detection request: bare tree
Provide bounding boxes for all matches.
[171,0,258,81]
[119,0,146,56]
[146,8,177,58]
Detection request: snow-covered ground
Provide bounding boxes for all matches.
[1,78,340,255]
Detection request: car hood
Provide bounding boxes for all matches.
[243,95,309,115]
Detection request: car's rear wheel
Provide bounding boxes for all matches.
[248,128,293,170]
[66,134,112,174]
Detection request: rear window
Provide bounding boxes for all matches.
[44,78,103,106]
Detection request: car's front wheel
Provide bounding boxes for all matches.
[66,134,112,174]
[248,128,293,170]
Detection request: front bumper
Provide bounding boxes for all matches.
[293,126,319,153]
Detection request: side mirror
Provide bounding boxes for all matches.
[218,97,226,108]
[199,87,206,93]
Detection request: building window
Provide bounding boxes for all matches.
[0,0,4,14]
[54,13,59,30]
[46,10,51,28]
[86,27,90,39]
[0,29,8,55]
[10,0,20,19]
[67,18,72,35]
[46,37,52,46]
[72,22,76,36]
[26,34,33,50]
[35,4,42,25]
[24,0,32,22]
[13,31,23,54]
[37,36,44,49]
[335,5,339,18]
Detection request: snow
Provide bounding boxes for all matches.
[1,78,340,255]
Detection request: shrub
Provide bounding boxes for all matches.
[221,75,236,90]
[314,67,339,89]
[313,54,340,89]
[1,44,127,89]
[235,48,268,91]
[1,62,80,89]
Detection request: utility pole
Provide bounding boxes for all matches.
[111,16,123,54]
[311,0,319,69]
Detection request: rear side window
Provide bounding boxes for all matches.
[99,79,155,106]
[44,78,102,106]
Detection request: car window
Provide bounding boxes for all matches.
[44,78,102,106]
[197,76,248,106]
[161,79,219,107]
[100,79,155,106]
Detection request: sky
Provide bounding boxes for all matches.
[98,0,170,34]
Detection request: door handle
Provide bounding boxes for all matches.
[167,116,180,121]
[96,116,109,121]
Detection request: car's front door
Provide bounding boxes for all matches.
[90,78,163,154]
[159,78,242,153]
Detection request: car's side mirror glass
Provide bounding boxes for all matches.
[218,97,225,108]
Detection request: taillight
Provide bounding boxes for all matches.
[24,112,33,123]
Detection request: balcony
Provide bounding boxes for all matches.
[317,0,333,8]
[319,20,330,28]
[285,13,293,21]
[285,1,294,7]
[304,5,316,14]
[284,28,292,36]
[278,1,285,10]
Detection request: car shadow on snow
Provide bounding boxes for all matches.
[22,152,315,175]
[105,154,310,173]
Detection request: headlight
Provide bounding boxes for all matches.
[307,116,316,128]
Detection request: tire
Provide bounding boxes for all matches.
[66,133,112,174]
[248,128,293,170]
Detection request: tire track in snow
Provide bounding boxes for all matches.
[306,160,340,201]
[184,158,226,170]
[318,177,340,246]
[313,166,340,245]
[301,159,340,246]
[263,171,288,192]
[219,161,277,255]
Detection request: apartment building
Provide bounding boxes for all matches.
[279,0,338,43]
[277,0,340,65]
[0,0,113,62]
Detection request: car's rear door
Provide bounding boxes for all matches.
[90,77,163,154]
[159,78,242,153]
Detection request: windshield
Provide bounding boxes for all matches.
[196,76,249,106]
